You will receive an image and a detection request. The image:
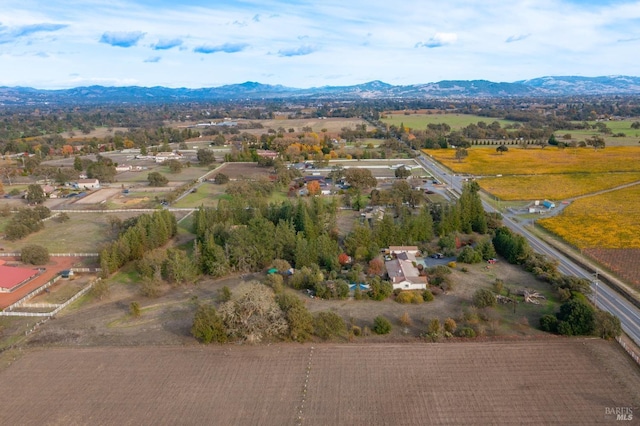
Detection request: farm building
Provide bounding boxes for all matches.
[0,260,41,293]
[385,247,427,291]
[155,152,182,163]
[75,179,100,189]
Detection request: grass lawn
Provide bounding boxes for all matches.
[0,212,143,253]
[381,113,516,131]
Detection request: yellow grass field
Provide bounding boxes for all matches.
[424,146,640,175]
[478,172,640,201]
[537,185,640,249]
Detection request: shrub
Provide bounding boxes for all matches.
[373,316,392,335]
[422,289,434,302]
[456,327,476,338]
[395,291,423,304]
[313,311,347,340]
[351,325,362,337]
[218,286,232,302]
[539,314,558,333]
[130,301,141,317]
[457,246,482,264]
[399,312,412,327]
[444,318,457,334]
[191,304,228,344]
[20,244,49,265]
[472,288,496,309]
[447,261,457,268]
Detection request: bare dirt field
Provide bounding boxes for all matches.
[0,339,637,425]
[72,188,120,204]
[215,162,272,179]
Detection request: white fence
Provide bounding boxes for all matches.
[616,336,640,366]
[0,278,100,318]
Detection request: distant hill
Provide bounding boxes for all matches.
[1,75,640,105]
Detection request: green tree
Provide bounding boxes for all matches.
[496,145,509,155]
[73,156,83,171]
[457,246,482,264]
[213,173,230,184]
[594,310,621,339]
[166,159,183,173]
[277,293,314,342]
[556,298,595,336]
[191,304,228,344]
[147,171,169,187]
[344,168,377,190]
[26,184,46,204]
[20,244,49,265]
[313,311,347,340]
[197,148,216,165]
[394,166,411,179]
[373,315,392,334]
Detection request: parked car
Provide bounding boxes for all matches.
[431,253,444,259]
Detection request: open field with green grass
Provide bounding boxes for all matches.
[478,172,640,201]
[0,211,142,253]
[425,146,640,175]
[172,183,228,208]
[551,120,640,146]
[381,112,516,131]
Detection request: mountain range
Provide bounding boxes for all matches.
[1,75,640,105]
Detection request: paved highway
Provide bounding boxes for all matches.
[416,154,640,346]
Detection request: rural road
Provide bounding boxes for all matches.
[416,154,640,347]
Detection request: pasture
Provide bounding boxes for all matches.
[0,340,637,425]
[381,112,516,131]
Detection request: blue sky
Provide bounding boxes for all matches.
[1,0,639,89]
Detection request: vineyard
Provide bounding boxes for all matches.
[424,146,640,175]
[584,248,640,288]
[537,184,640,250]
[477,172,640,201]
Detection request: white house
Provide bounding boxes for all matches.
[115,164,132,172]
[76,179,100,189]
[384,246,427,291]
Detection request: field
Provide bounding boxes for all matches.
[584,248,640,288]
[537,185,640,250]
[424,146,640,175]
[0,340,637,425]
[0,211,141,253]
[478,172,640,201]
[381,112,516,131]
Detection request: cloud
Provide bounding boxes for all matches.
[152,38,183,50]
[0,23,67,44]
[415,32,458,48]
[144,56,161,63]
[506,34,530,43]
[194,43,249,54]
[252,14,261,22]
[278,45,316,57]
[99,31,145,48]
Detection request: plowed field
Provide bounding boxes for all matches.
[0,340,638,425]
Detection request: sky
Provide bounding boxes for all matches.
[1,0,640,89]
